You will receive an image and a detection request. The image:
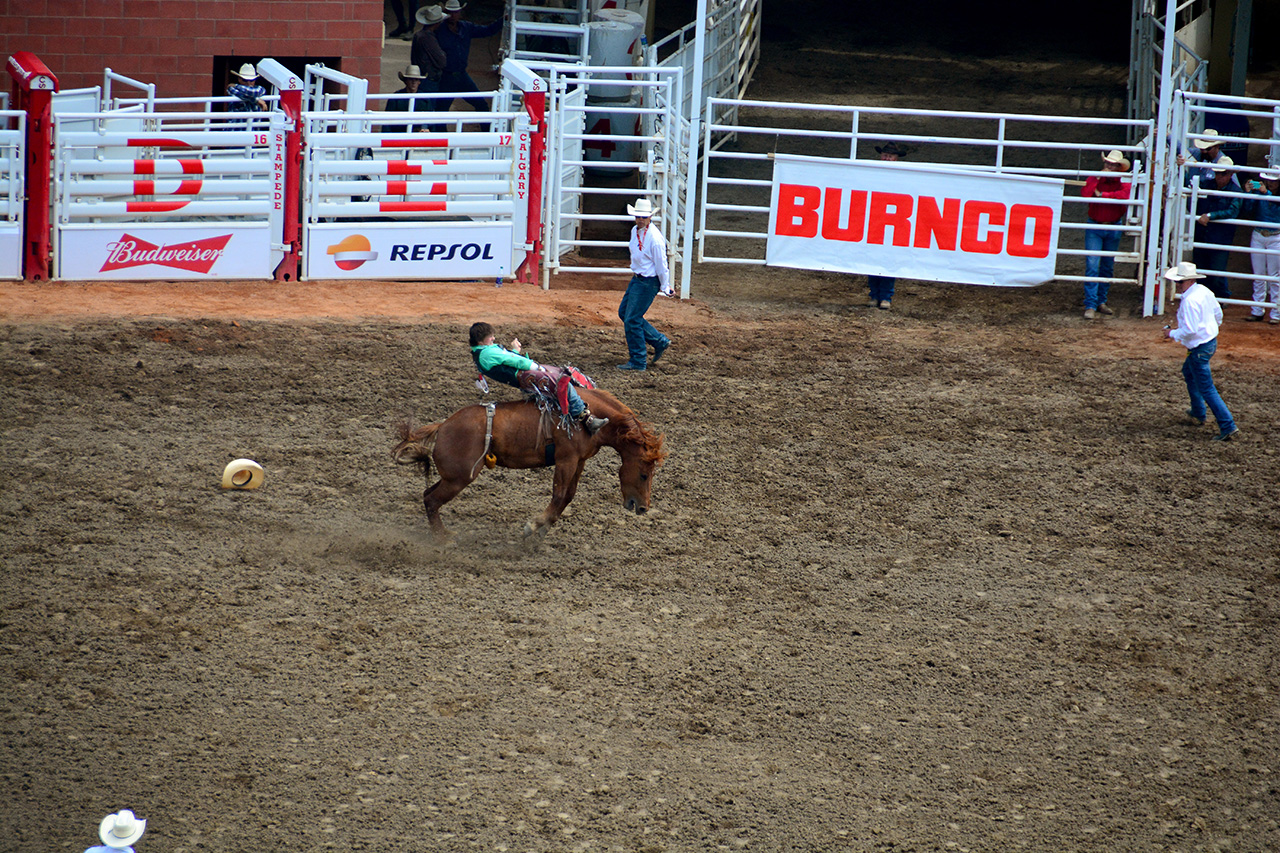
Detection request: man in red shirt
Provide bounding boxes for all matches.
[1081,149,1133,319]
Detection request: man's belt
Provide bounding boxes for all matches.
[1257,228,1280,237]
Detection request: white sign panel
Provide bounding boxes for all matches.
[0,227,20,279]
[304,222,513,280]
[766,155,1064,287]
[57,224,272,280]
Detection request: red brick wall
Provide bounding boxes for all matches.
[3,0,384,101]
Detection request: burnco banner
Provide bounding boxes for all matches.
[58,224,272,281]
[766,155,1064,287]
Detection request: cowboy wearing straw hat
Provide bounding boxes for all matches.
[226,62,267,112]
[410,5,448,86]
[381,64,436,134]
[85,809,146,852]
[1163,262,1239,441]
[1080,149,1133,319]
[1189,155,1242,299]
[616,198,673,371]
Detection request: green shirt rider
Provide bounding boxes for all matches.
[469,322,608,435]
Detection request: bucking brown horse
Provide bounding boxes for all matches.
[392,387,666,537]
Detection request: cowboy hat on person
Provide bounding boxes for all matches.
[231,63,258,80]
[626,197,655,218]
[1211,155,1234,174]
[1164,261,1206,281]
[416,5,445,25]
[444,0,466,11]
[1102,149,1131,170]
[99,810,146,849]
[1193,129,1222,150]
[875,141,911,157]
[1260,170,1280,182]
[398,64,426,82]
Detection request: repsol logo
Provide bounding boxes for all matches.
[775,184,1054,259]
[389,243,496,262]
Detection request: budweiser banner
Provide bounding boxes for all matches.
[766,155,1064,287]
[304,222,513,280]
[0,227,19,280]
[58,224,272,280]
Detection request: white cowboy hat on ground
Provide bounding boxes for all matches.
[1211,155,1234,174]
[626,198,655,217]
[99,810,146,848]
[398,64,426,81]
[232,63,258,80]
[1193,129,1222,150]
[416,5,445,25]
[444,0,466,11]
[1164,261,1206,281]
[1102,149,1131,170]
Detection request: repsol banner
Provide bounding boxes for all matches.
[57,224,272,281]
[766,155,1064,287]
[305,222,513,280]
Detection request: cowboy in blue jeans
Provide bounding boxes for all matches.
[1164,262,1238,441]
[617,198,673,371]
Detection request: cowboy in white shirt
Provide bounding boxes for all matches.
[617,198,673,371]
[1164,262,1239,441]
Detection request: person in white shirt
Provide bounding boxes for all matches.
[1164,262,1239,441]
[617,198,673,371]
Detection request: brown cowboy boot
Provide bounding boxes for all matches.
[581,409,608,435]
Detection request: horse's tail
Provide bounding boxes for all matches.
[391,420,442,474]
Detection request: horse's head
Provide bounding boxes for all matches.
[613,418,666,514]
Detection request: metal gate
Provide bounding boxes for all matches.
[534,62,695,295]
[697,97,1159,311]
[0,110,24,279]
[1162,90,1280,316]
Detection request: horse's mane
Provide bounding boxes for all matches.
[589,389,667,465]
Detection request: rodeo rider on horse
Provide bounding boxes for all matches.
[469,322,609,435]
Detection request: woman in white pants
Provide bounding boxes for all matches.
[1244,169,1280,324]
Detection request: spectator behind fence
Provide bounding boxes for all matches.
[387,0,418,39]
[866,141,912,311]
[410,4,448,94]
[85,809,146,853]
[436,0,503,113]
[1080,149,1133,320]
[227,63,267,112]
[1243,169,1280,324]
[1177,127,1227,173]
[381,65,434,134]
[1190,156,1241,300]
[1163,262,1238,442]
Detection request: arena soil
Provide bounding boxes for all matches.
[4,11,1280,853]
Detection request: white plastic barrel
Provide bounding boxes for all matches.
[586,20,637,103]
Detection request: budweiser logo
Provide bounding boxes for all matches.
[100,234,233,274]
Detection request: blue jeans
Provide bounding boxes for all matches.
[868,275,895,302]
[618,274,668,367]
[1083,222,1121,309]
[437,72,491,113]
[1181,339,1235,435]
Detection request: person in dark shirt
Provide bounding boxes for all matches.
[435,0,503,112]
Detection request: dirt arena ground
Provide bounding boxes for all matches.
[4,7,1280,853]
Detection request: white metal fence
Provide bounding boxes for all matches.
[697,96,1158,306]
[1162,90,1280,316]
[0,110,24,279]
[50,109,283,280]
